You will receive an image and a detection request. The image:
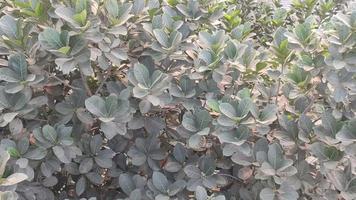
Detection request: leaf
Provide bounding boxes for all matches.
[73,10,87,26]
[55,6,79,26]
[236,98,252,118]
[279,184,299,200]
[258,104,278,124]
[152,171,168,193]
[195,109,212,131]
[217,126,249,146]
[0,149,10,176]
[260,188,275,200]
[153,29,169,47]
[294,23,311,43]
[119,174,135,195]
[53,146,70,163]
[23,148,47,160]
[105,94,118,118]
[5,83,24,94]
[1,173,28,186]
[95,150,114,168]
[132,0,145,14]
[57,46,71,55]
[105,0,119,17]
[173,143,186,163]
[0,15,18,38]
[335,13,351,27]
[163,161,182,172]
[336,119,356,141]
[54,57,77,74]
[8,53,27,81]
[85,95,107,118]
[42,176,58,187]
[127,147,146,166]
[86,172,103,185]
[101,122,119,139]
[195,186,208,200]
[76,108,94,124]
[268,143,284,169]
[167,180,186,196]
[76,176,86,196]
[133,63,150,87]
[79,158,93,174]
[42,125,57,144]
[39,28,67,50]
[90,135,102,155]
[0,68,20,82]
[184,165,201,179]
[115,3,133,26]
[219,103,236,119]
[75,0,88,13]
[200,156,216,176]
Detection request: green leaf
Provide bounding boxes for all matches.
[85,95,107,118]
[23,148,47,160]
[57,46,71,55]
[219,103,237,119]
[195,186,208,200]
[0,15,18,39]
[75,0,88,13]
[0,149,10,176]
[0,68,20,83]
[153,29,169,47]
[260,188,275,200]
[294,23,311,43]
[73,9,87,26]
[76,176,86,196]
[133,63,151,87]
[268,143,284,169]
[207,99,220,112]
[236,98,252,118]
[105,0,119,17]
[152,171,168,193]
[42,125,57,144]
[199,156,216,176]
[8,53,27,81]
[39,28,68,50]
[1,173,28,186]
[53,146,70,163]
[119,174,135,195]
[79,157,93,174]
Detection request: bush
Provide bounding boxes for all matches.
[0,0,355,199]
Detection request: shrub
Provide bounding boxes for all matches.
[0,0,355,199]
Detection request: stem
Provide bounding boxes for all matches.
[218,173,243,182]
[275,51,294,104]
[95,66,112,95]
[80,71,93,96]
[275,62,285,104]
[46,72,82,91]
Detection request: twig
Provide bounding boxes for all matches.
[302,96,315,115]
[80,71,93,96]
[46,72,81,91]
[218,173,243,182]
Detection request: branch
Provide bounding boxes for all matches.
[46,72,82,91]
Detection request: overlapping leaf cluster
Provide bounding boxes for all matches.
[0,0,355,199]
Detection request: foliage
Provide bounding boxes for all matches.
[0,0,354,199]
